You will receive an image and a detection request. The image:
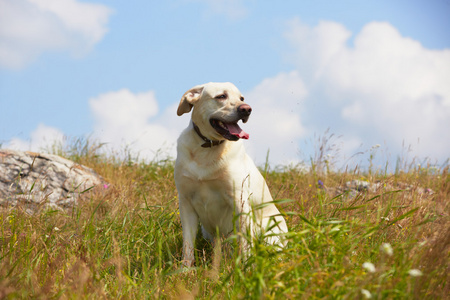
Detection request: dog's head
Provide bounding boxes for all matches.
[177,82,251,142]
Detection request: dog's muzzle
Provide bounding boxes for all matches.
[210,104,252,141]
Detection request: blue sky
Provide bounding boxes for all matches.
[1,0,449,168]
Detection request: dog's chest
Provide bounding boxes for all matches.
[176,159,245,231]
[183,169,235,207]
[188,175,237,234]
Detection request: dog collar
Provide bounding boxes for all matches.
[192,122,224,148]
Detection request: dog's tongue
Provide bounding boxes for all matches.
[226,122,249,139]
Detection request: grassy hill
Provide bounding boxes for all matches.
[1,141,448,299]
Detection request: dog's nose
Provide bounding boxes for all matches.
[238,104,252,116]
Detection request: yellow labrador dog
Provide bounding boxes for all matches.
[174,82,288,267]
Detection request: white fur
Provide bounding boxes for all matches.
[174,82,288,267]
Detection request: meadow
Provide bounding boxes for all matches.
[0,140,448,299]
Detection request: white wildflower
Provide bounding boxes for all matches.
[330,227,340,233]
[381,243,393,256]
[362,262,376,273]
[408,269,423,277]
[361,289,372,299]
[54,227,60,231]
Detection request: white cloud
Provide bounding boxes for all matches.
[283,19,352,81]
[284,19,450,164]
[244,71,309,165]
[7,123,65,151]
[5,90,182,161]
[89,89,180,161]
[0,0,112,69]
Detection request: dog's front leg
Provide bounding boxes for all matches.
[179,199,199,267]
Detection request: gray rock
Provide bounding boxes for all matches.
[0,149,104,213]
[345,180,381,193]
[345,180,370,192]
[326,179,433,201]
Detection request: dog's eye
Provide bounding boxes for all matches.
[215,94,227,100]
[240,96,244,102]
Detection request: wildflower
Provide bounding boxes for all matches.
[381,243,393,256]
[361,289,372,299]
[318,180,324,189]
[408,269,423,277]
[362,262,376,273]
[330,227,340,233]
[103,184,109,189]
[54,227,60,231]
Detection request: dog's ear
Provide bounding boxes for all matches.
[177,85,204,116]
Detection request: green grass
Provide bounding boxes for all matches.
[0,142,449,299]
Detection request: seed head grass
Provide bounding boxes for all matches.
[0,139,448,299]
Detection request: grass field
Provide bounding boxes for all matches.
[0,141,449,299]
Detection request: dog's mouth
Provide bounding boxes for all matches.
[210,118,249,141]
